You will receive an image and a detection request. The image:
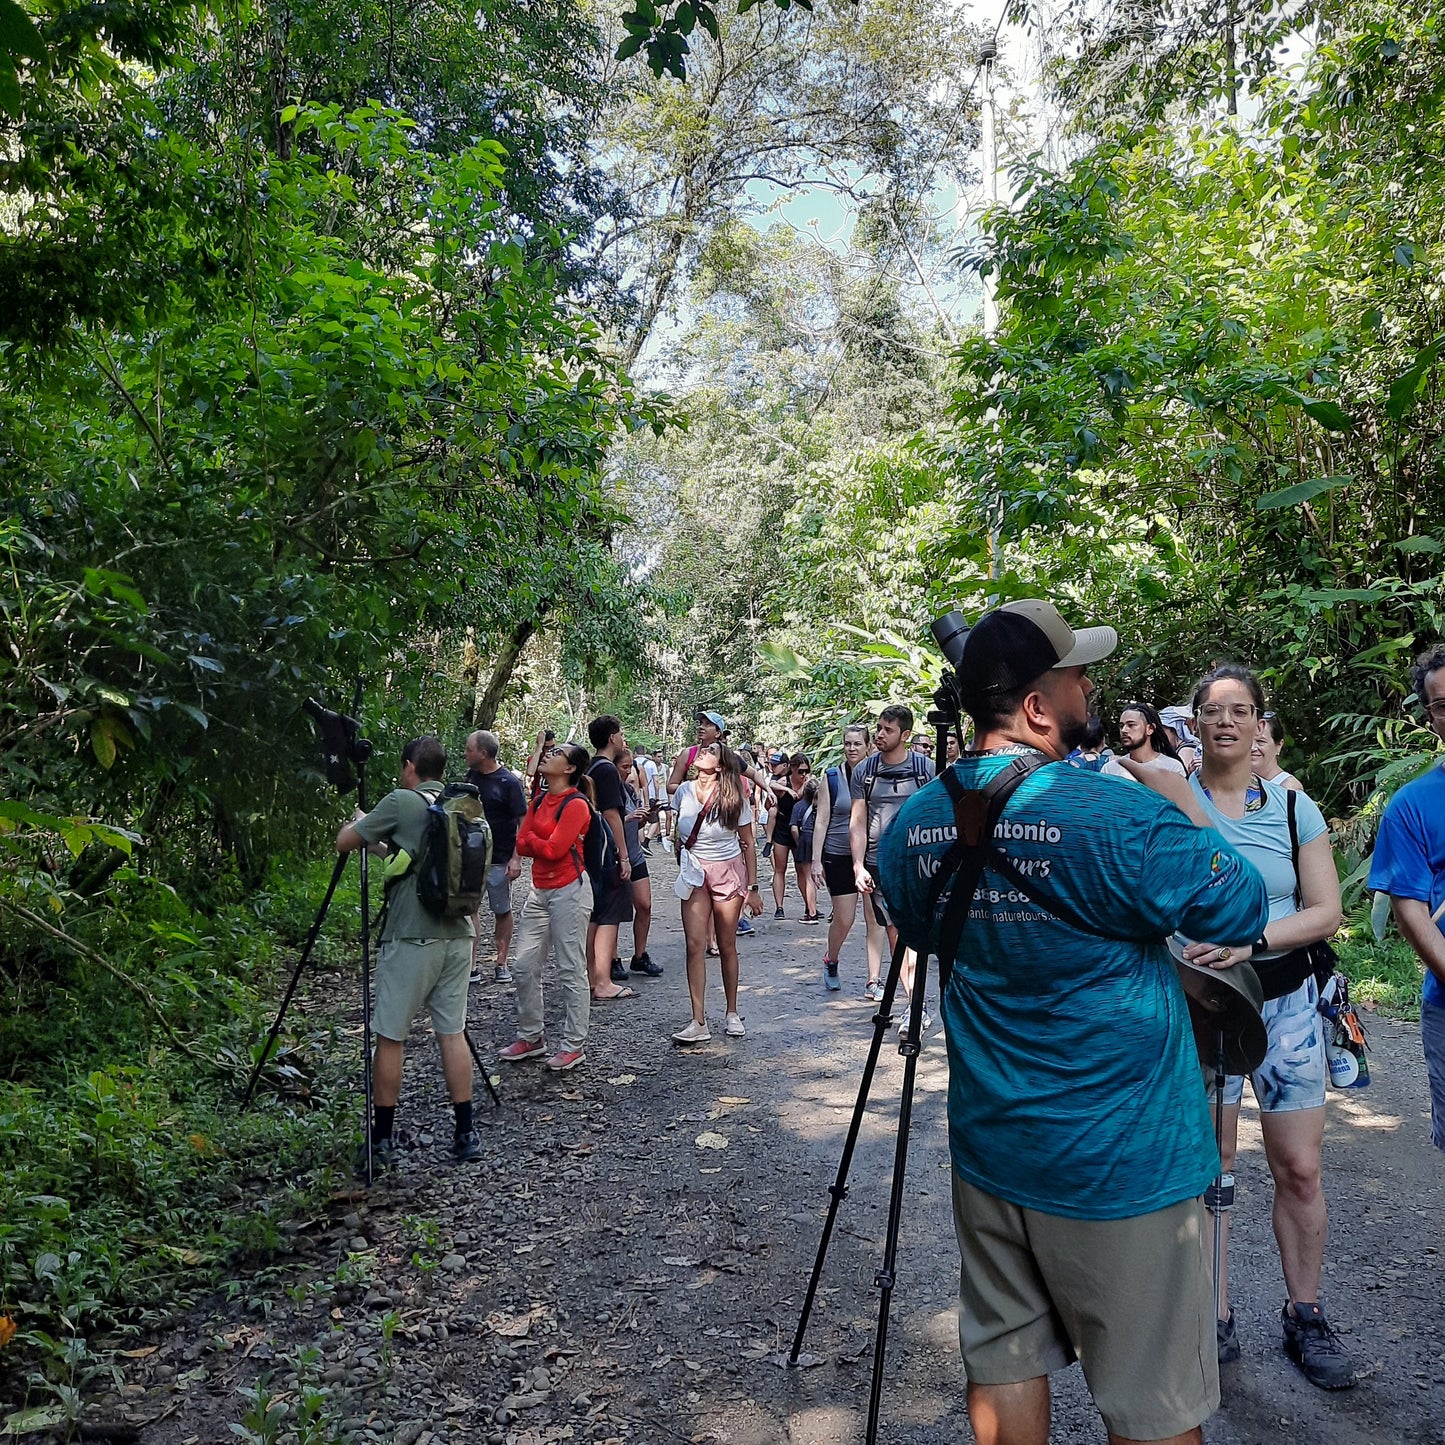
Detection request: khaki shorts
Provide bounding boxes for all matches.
[372,937,471,1041]
[952,1173,1218,1441]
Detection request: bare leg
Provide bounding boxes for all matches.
[771,841,791,911]
[1260,1105,1327,1303]
[373,1037,404,1108]
[494,908,515,971]
[436,1031,473,1104]
[795,856,816,915]
[588,921,620,995]
[631,875,653,957]
[966,1379,1049,1445]
[681,889,714,1025]
[862,891,887,985]
[826,891,857,964]
[713,894,746,1012]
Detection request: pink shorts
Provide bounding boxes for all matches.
[698,854,749,902]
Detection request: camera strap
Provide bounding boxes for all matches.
[929,754,1115,997]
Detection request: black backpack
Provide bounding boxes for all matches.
[414,782,492,919]
[553,794,621,883]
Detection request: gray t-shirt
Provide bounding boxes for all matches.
[851,753,935,865]
[675,782,754,862]
[821,764,853,857]
[354,783,476,943]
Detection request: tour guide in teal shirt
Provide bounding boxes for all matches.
[877,599,1268,1445]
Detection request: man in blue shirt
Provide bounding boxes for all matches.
[1368,642,1445,1153]
[877,599,1269,1445]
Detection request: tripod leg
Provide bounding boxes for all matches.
[241,850,350,1110]
[788,935,910,1366]
[865,950,931,1445]
[1211,1031,1227,1320]
[463,1029,503,1111]
[358,847,375,1184]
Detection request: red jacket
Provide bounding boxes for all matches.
[516,788,590,890]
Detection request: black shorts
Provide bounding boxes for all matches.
[821,851,857,898]
[589,873,635,927]
[630,859,649,883]
[866,883,893,929]
[770,817,794,849]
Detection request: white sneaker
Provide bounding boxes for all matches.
[724,1012,746,1038]
[672,1018,711,1045]
[898,1007,932,1045]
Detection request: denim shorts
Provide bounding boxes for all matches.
[1222,974,1326,1112]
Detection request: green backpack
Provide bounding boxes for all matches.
[415,782,492,920]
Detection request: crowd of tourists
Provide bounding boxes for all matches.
[338,612,1445,1445]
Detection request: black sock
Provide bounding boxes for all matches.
[371,1105,395,1143]
[453,1100,473,1136]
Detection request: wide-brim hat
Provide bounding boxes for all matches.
[1168,940,1268,1075]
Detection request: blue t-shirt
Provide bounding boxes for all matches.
[1369,761,1445,1010]
[1186,776,1327,934]
[876,755,1269,1220]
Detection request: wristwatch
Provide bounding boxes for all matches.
[1253,932,1269,953]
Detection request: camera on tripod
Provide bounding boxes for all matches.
[303,697,373,795]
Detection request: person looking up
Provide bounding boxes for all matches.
[463,729,527,984]
[878,598,1269,1445]
[667,709,727,797]
[616,746,661,978]
[671,743,763,1044]
[585,715,636,1001]
[851,704,933,1014]
[1369,642,1445,1156]
[789,771,821,923]
[336,736,480,1169]
[1103,702,1184,779]
[813,725,870,991]
[503,743,596,1072]
[1252,713,1302,790]
[767,751,803,918]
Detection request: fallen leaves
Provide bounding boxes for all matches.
[693,1131,728,1150]
[487,1305,553,1339]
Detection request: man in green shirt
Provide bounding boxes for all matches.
[336,735,479,1170]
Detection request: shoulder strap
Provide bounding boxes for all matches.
[1286,787,1302,909]
[827,766,840,810]
[860,753,882,802]
[911,751,931,784]
[675,790,706,862]
[552,791,591,882]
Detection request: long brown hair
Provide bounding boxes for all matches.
[697,742,745,830]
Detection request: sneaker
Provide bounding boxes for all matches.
[468,964,482,984]
[610,958,629,983]
[724,1012,746,1037]
[736,917,754,936]
[897,1008,931,1046]
[1217,1310,1240,1364]
[354,1135,400,1179]
[451,1128,483,1163]
[498,1037,546,1063]
[802,912,821,925]
[864,979,885,1003]
[774,906,785,921]
[494,964,513,984]
[1281,1302,1356,1390]
[641,839,653,854]
[823,959,841,992]
[672,1019,711,1045]
[545,1048,586,1072]
[630,951,664,977]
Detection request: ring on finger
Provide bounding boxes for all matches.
[1217,946,1231,962]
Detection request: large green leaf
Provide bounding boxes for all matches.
[1255,475,1350,511]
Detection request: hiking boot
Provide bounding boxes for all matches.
[545,1048,586,1072]
[774,906,785,921]
[451,1128,483,1164]
[736,917,754,936]
[672,1018,711,1045]
[823,958,841,992]
[1282,1303,1356,1390]
[354,1135,400,1179]
[610,958,629,983]
[864,979,885,1003]
[1217,1310,1240,1363]
[498,1037,546,1063]
[630,951,664,977]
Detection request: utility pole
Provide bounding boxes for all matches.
[979,37,1003,589]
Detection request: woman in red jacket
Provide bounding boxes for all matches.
[500,743,595,1072]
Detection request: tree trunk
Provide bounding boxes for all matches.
[458,626,482,730]
[473,618,537,730]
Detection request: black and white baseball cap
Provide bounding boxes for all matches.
[952,600,1117,715]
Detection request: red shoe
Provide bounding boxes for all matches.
[498,1037,545,1063]
[545,1048,585,1072]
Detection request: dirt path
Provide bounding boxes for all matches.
[105,850,1443,1444]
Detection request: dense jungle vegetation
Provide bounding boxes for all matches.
[1,0,1442,1405]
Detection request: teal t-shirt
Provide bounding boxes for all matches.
[876,754,1269,1220]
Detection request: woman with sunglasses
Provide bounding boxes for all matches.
[501,744,597,1072]
[671,743,763,1044]
[766,752,807,919]
[1174,665,1350,1389]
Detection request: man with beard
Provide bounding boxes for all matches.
[877,599,1268,1445]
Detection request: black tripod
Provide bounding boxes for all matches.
[788,698,965,1443]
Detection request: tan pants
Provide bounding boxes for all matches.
[511,876,593,1052]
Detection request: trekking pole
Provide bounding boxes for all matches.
[357,758,376,1184]
[241,850,350,1110]
[789,935,910,1365]
[864,951,932,1445]
[462,1028,503,1111]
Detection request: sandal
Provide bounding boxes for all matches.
[591,985,639,1001]
[706,944,720,957]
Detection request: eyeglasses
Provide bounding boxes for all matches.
[1197,703,1258,725]
[1424,699,1445,719]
